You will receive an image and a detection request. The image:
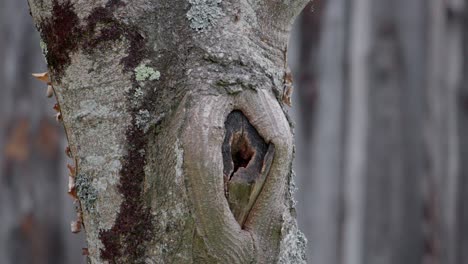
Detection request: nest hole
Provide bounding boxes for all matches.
[231,134,255,174]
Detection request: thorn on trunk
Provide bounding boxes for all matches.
[71,210,83,234]
[67,163,76,177]
[53,103,60,112]
[68,175,77,198]
[46,85,54,98]
[65,146,72,158]
[32,72,49,83]
[55,112,62,123]
[71,220,82,233]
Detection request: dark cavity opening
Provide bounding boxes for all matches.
[222,111,268,182]
[231,133,255,174]
[222,110,275,226]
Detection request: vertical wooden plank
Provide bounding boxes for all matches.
[442,1,464,263]
[392,1,427,263]
[363,1,427,264]
[363,1,405,261]
[292,1,348,263]
[425,0,465,263]
[344,1,427,264]
[457,2,468,263]
[342,0,370,263]
[291,2,325,263]
[308,0,347,263]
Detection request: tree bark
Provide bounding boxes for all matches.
[27,0,309,263]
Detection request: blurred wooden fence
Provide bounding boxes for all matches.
[292,1,468,264]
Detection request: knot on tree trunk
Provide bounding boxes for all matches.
[222,111,275,227]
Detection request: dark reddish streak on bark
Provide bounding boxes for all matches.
[39,0,144,81]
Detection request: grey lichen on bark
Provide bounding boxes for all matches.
[28,0,310,263]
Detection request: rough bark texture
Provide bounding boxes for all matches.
[27,0,309,263]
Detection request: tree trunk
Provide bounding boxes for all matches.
[27,1,309,263]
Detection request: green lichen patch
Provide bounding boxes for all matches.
[75,174,98,212]
[278,222,308,264]
[135,109,151,131]
[135,64,161,83]
[186,0,224,31]
[288,171,299,208]
[39,38,48,57]
[278,170,307,263]
[278,210,308,264]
